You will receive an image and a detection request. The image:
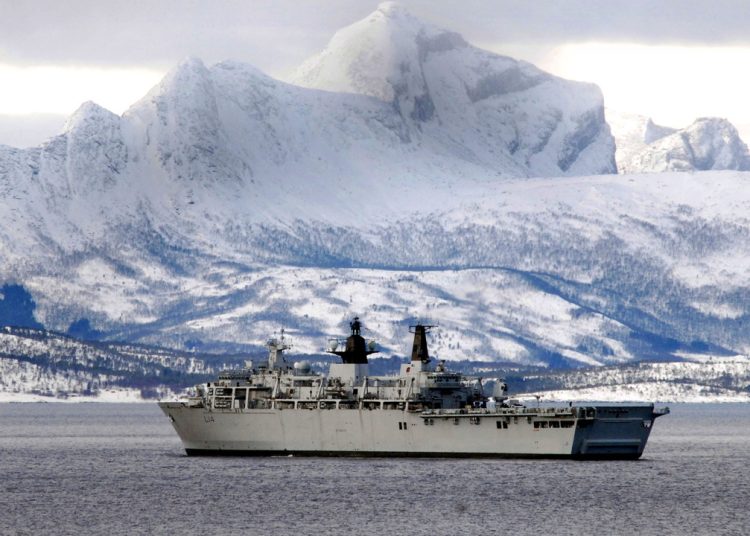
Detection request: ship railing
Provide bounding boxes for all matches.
[269,398,361,410]
[267,398,429,411]
[209,395,582,415]
[421,406,578,417]
[217,369,255,380]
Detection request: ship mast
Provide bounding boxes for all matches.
[267,328,291,369]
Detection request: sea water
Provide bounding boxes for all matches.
[0,403,748,536]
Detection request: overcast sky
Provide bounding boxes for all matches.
[2,0,750,146]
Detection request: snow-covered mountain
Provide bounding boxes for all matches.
[608,111,750,173]
[291,2,615,177]
[0,3,616,268]
[2,3,750,380]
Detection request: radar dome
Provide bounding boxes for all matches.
[294,360,312,374]
[492,382,508,398]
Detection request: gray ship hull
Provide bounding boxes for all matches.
[159,402,663,460]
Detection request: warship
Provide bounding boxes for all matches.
[159,318,668,459]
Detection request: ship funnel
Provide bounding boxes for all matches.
[409,324,434,363]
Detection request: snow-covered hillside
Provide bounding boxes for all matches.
[0,326,231,400]
[1,169,747,371]
[520,356,750,403]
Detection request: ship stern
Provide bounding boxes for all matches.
[571,405,668,460]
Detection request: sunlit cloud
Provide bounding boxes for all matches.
[536,43,750,136]
[0,64,164,116]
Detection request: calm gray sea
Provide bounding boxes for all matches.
[0,403,748,536]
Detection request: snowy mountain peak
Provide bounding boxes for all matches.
[291,3,479,112]
[376,1,417,20]
[291,4,615,175]
[373,1,467,49]
[292,2,440,105]
[32,99,127,203]
[682,117,750,170]
[122,55,243,188]
[162,56,210,84]
[620,116,750,173]
[129,56,213,112]
[171,56,211,83]
[63,101,119,134]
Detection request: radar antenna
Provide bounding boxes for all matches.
[328,316,378,364]
[267,327,291,369]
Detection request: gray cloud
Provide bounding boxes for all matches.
[0,0,370,74]
[2,0,750,76]
[435,0,750,46]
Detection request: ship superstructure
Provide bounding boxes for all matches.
[159,318,668,459]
